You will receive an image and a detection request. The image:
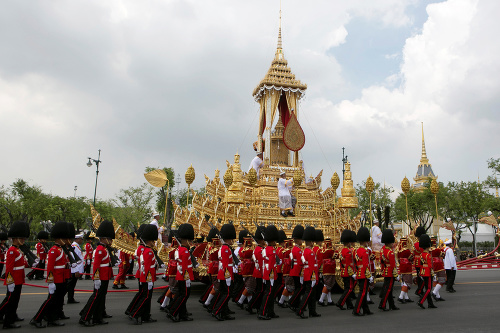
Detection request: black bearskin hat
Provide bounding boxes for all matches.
[220,224,236,240]
[302,226,316,241]
[278,230,287,243]
[381,229,395,244]
[292,225,304,239]
[83,231,94,240]
[67,223,76,239]
[254,226,266,241]
[37,230,49,240]
[357,226,370,243]
[178,223,195,240]
[0,232,8,241]
[96,220,115,239]
[315,229,324,242]
[265,225,279,242]
[340,229,351,244]
[8,221,30,239]
[136,224,147,238]
[415,226,426,238]
[419,234,431,249]
[51,221,69,239]
[141,224,158,241]
[207,227,219,243]
[238,230,249,244]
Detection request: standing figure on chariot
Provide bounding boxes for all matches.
[288,225,305,311]
[413,226,427,297]
[370,220,382,252]
[430,237,446,301]
[319,238,336,306]
[396,237,414,303]
[258,225,280,320]
[416,234,437,309]
[336,230,356,310]
[83,232,94,280]
[248,151,264,178]
[378,229,399,311]
[443,239,457,293]
[27,231,49,281]
[353,227,373,316]
[277,171,295,217]
[246,227,266,314]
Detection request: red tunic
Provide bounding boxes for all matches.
[84,243,93,260]
[46,244,69,284]
[413,242,423,268]
[4,246,26,285]
[135,244,146,278]
[380,245,398,278]
[322,248,336,275]
[252,246,264,278]
[167,245,178,277]
[339,247,355,277]
[301,247,318,282]
[431,247,445,272]
[276,246,284,274]
[313,246,323,274]
[262,246,277,281]
[93,244,113,281]
[289,246,303,277]
[239,246,254,277]
[281,247,291,276]
[398,248,413,274]
[207,244,219,276]
[175,246,194,281]
[354,247,371,279]
[217,244,233,280]
[420,252,432,277]
[140,247,157,283]
[36,242,47,261]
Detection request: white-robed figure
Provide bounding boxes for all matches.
[443,239,457,292]
[248,151,264,178]
[277,171,295,217]
[150,212,165,243]
[370,220,382,252]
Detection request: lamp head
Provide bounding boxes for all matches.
[87,158,92,167]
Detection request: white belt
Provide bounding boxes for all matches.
[100,264,109,267]
[150,265,156,268]
[54,265,65,269]
[13,266,24,270]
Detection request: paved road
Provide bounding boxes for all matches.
[11,269,499,332]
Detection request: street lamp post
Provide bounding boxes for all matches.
[73,186,78,198]
[87,149,102,206]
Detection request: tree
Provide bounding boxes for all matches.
[353,181,394,227]
[112,183,155,230]
[485,158,500,190]
[145,166,175,225]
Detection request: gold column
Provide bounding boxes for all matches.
[401,176,410,236]
[366,175,375,228]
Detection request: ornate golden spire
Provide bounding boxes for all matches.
[420,122,429,165]
[277,0,282,50]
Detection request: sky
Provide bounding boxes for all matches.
[1,0,499,203]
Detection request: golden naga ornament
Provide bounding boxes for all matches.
[401,176,410,194]
[366,175,375,193]
[331,172,340,190]
[185,164,195,185]
[430,179,439,195]
[223,167,233,188]
[248,167,257,186]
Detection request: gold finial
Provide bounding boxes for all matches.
[420,122,429,165]
[278,0,282,50]
[185,164,195,186]
[430,179,439,195]
[366,175,375,193]
[248,168,257,186]
[401,176,410,194]
[223,167,233,188]
[293,168,303,188]
[330,172,340,190]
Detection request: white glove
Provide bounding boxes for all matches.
[48,283,56,294]
[7,284,15,293]
[225,278,231,286]
[396,275,400,282]
[32,263,38,268]
[87,260,91,265]
[129,259,133,263]
[311,280,316,287]
[270,279,274,286]
[160,264,166,269]
[71,263,77,268]
[369,276,374,284]
[186,279,191,288]
[35,258,40,265]
[433,275,437,282]
[148,282,153,290]
[94,280,101,290]
[300,276,304,284]
[351,274,357,280]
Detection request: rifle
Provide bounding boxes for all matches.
[170,231,197,269]
[19,243,38,267]
[252,222,281,266]
[203,217,239,266]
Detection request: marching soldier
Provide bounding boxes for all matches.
[353,227,373,316]
[313,230,324,306]
[30,221,69,328]
[128,224,158,324]
[126,224,147,315]
[79,220,115,326]
[396,237,414,303]
[231,230,247,303]
[288,225,305,311]
[235,236,255,308]
[27,231,49,280]
[318,238,336,306]
[0,221,30,329]
[277,238,293,307]
[113,248,131,289]
[167,224,195,322]
[246,226,266,314]
[83,232,94,280]
[431,237,446,301]
[0,233,8,278]
[378,229,399,311]
[336,230,356,310]
[67,233,84,304]
[258,225,280,320]
[417,234,437,309]
[413,226,427,296]
[199,227,219,307]
[274,230,287,302]
[211,224,237,321]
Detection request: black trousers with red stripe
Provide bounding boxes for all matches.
[415,267,424,294]
[126,280,142,315]
[212,279,232,317]
[354,278,370,315]
[289,276,304,308]
[0,284,22,325]
[169,280,189,318]
[297,280,316,315]
[129,282,153,320]
[33,282,66,323]
[418,276,435,307]
[259,279,278,317]
[337,276,355,308]
[79,280,109,322]
[379,277,396,309]
[247,278,263,310]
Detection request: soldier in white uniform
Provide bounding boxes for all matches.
[371,220,382,252]
[67,233,84,304]
[248,151,264,178]
[443,239,457,292]
[150,212,165,243]
[277,171,294,217]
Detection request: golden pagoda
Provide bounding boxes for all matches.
[413,122,437,192]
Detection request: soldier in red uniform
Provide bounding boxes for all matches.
[336,230,356,310]
[31,221,69,328]
[126,224,147,315]
[413,226,427,296]
[318,238,336,306]
[274,230,287,302]
[27,231,49,280]
[417,234,437,309]
[313,230,325,306]
[353,227,373,316]
[396,237,414,303]
[231,230,248,304]
[235,236,254,308]
[288,225,304,311]
[0,221,29,329]
[83,232,94,280]
[296,226,321,319]
[128,224,158,324]
[199,228,219,307]
[246,226,266,314]
[0,232,8,279]
[258,225,280,320]
[167,224,195,322]
[79,220,115,326]
[277,238,293,307]
[112,249,131,289]
[211,224,237,321]
[431,237,446,301]
[378,229,399,311]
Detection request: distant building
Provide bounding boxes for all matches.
[413,122,437,192]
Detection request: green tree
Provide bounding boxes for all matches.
[353,181,394,228]
[144,166,175,225]
[111,183,155,230]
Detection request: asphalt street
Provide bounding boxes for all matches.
[9,269,499,332]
